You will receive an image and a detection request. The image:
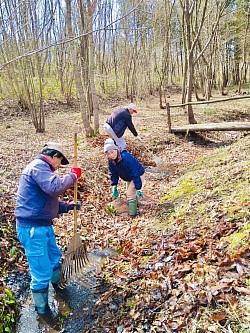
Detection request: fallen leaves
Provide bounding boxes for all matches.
[1,103,250,332]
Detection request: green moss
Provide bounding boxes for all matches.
[234,192,250,204]
[192,151,228,168]
[230,232,249,247]
[105,205,118,214]
[203,109,215,116]
[197,204,207,215]
[118,263,132,272]
[149,218,171,231]
[223,222,250,253]
[125,297,137,310]
[226,205,249,219]
[160,176,201,203]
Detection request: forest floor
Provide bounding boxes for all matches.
[0,91,250,333]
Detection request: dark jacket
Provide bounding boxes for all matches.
[15,155,76,227]
[106,107,138,138]
[108,150,144,190]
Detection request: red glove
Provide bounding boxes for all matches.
[71,167,82,179]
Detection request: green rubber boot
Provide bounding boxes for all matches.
[128,198,137,217]
[50,264,61,290]
[32,287,49,314]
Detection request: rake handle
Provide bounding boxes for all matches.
[73,133,78,237]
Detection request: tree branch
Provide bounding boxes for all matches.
[0,0,143,71]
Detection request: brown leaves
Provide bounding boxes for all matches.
[1,112,250,333]
[0,192,25,275]
[210,312,227,322]
[87,208,250,331]
[233,286,250,295]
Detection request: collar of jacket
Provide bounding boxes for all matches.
[37,154,55,172]
[111,149,122,165]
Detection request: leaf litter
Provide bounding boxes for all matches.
[0,97,250,332]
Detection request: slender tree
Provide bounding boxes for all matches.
[65,0,94,136]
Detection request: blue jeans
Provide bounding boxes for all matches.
[16,225,62,290]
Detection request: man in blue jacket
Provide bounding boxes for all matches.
[103,103,142,151]
[104,138,145,216]
[15,142,81,315]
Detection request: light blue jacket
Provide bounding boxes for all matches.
[15,155,76,227]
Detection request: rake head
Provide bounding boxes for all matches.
[58,233,89,289]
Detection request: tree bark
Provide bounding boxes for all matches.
[66,0,93,137]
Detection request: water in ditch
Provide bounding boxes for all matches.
[5,248,117,333]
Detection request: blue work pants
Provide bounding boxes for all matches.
[16,225,62,290]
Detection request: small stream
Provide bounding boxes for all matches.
[5,249,116,333]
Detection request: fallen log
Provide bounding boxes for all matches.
[171,121,250,133]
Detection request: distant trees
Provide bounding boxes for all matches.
[65,0,97,137]
[0,0,55,132]
[178,0,231,123]
[236,0,250,93]
[0,0,249,132]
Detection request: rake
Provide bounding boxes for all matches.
[59,133,89,288]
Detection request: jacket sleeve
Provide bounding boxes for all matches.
[58,201,68,214]
[126,116,138,137]
[32,163,76,197]
[109,162,119,186]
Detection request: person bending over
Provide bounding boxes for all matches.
[104,138,144,216]
[103,102,142,151]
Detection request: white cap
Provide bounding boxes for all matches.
[104,138,118,153]
[43,142,69,165]
[127,103,138,113]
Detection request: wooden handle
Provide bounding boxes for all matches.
[73,133,77,235]
[73,133,77,168]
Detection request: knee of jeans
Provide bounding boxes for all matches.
[31,279,50,291]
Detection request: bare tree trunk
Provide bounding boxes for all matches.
[89,32,100,132]
[181,8,188,106]
[66,0,93,136]
[179,0,227,123]
[238,3,250,94]
[0,0,50,132]
[77,0,99,133]
[183,0,197,123]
